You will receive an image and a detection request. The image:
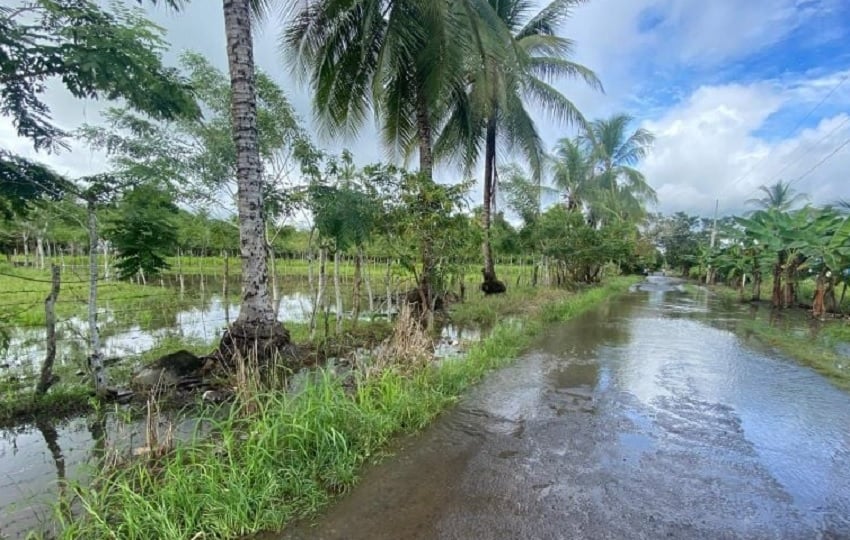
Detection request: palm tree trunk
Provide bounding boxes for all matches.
[416,91,436,310]
[220,0,288,360]
[482,116,497,282]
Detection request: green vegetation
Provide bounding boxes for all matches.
[0,384,91,428]
[59,277,636,540]
[655,181,850,319]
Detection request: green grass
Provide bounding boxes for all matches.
[449,285,572,327]
[734,316,850,391]
[55,276,637,540]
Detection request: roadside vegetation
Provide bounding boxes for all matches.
[653,180,850,389]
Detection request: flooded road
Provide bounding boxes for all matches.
[278,277,850,539]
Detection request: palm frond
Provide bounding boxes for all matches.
[516,0,585,39]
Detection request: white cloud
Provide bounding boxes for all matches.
[642,78,850,215]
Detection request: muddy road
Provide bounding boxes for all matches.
[275,277,850,539]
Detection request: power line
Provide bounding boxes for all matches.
[788,135,850,188]
[761,114,850,185]
[724,72,849,195]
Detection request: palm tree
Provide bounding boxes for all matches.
[582,113,656,225]
[436,0,601,287]
[550,136,594,211]
[746,180,808,212]
[219,0,292,357]
[144,0,289,358]
[285,0,496,307]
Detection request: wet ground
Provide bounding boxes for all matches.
[0,325,475,539]
[275,276,850,539]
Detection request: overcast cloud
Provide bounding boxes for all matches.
[3,0,849,218]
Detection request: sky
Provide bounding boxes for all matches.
[4,0,850,218]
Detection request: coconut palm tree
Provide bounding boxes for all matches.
[746,180,808,212]
[219,0,292,356]
[550,136,595,211]
[436,0,601,287]
[285,0,498,307]
[144,0,289,358]
[582,113,656,225]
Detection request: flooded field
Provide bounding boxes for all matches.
[0,270,478,538]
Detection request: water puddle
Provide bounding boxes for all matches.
[0,409,205,538]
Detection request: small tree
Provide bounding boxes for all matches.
[105,183,178,280]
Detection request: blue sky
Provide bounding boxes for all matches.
[549,0,850,215]
[3,0,850,217]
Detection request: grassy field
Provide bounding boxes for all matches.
[54,277,638,540]
[0,257,538,326]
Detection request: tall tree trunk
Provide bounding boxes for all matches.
[310,247,327,340]
[22,231,30,267]
[385,259,393,316]
[333,250,343,335]
[36,235,45,270]
[177,248,185,297]
[223,252,231,324]
[361,248,374,314]
[482,116,497,282]
[102,240,109,281]
[415,91,436,311]
[221,0,288,359]
[353,247,363,326]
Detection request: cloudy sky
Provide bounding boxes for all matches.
[5,0,850,217]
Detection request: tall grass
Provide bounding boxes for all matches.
[57,277,636,540]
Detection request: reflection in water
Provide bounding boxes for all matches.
[34,419,69,523]
[0,408,203,538]
[2,282,321,371]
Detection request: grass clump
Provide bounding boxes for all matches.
[55,277,636,539]
[449,285,574,327]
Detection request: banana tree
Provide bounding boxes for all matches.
[737,209,797,308]
[790,209,850,317]
[715,244,748,300]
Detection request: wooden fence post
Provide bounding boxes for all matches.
[36,264,61,395]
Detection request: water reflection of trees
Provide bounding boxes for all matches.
[34,418,69,521]
[536,295,639,356]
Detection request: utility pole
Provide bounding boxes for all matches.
[706,199,718,284]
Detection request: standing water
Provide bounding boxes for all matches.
[276,276,850,539]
